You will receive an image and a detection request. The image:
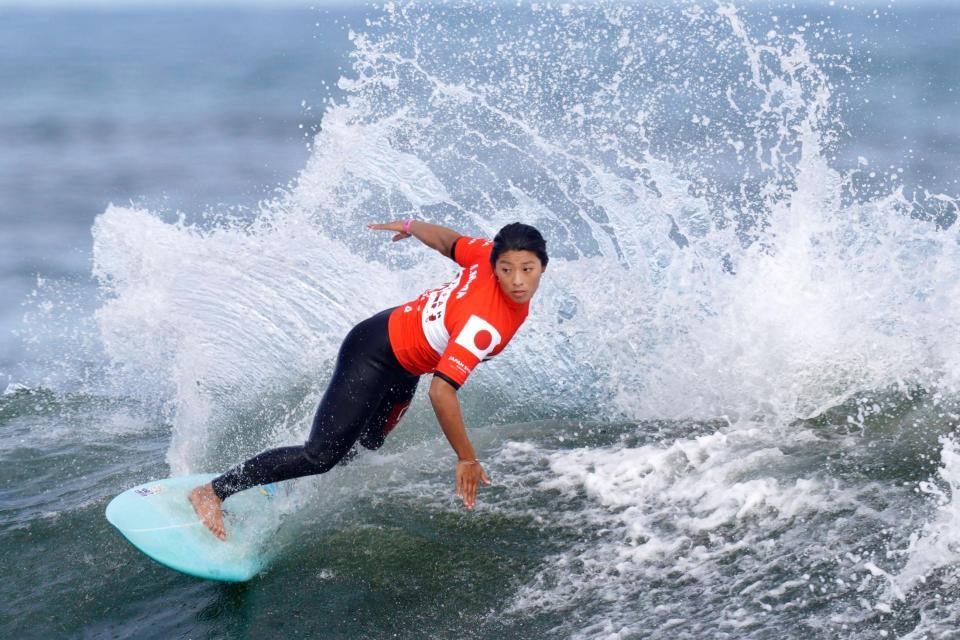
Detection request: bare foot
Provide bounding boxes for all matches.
[189,483,226,540]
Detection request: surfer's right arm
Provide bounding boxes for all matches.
[368,220,462,258]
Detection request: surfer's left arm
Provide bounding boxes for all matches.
[368,220,461,258]
[428,375,490,510]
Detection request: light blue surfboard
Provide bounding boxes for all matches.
[106,473,286,582]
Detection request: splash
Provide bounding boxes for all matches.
[84,0,960,462]
[892,435,960,597]
[498,427,841,637]
[92,205,405,471]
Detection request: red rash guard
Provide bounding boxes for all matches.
[388,236,530,389]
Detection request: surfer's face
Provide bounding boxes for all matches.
[494,250,544,305]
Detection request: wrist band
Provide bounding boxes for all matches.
[402,219,414,234]
[458,459,479,465]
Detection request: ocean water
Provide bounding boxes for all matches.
[2,1,960,638]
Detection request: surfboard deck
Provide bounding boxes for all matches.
[106,473,284,582]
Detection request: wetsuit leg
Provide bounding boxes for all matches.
[211,308,418,501]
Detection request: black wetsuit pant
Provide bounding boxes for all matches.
[211,307,419,501]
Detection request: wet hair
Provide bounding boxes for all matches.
[490,222,549,269]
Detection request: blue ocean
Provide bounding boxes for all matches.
[2,1,960,638]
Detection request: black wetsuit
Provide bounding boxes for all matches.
[211,307,419,501]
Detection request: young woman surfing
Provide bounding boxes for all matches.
[189,220,548,539]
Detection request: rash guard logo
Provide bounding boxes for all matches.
[454,315,502,360]
[455,264,479,299]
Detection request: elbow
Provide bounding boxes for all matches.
[429,375,458,403]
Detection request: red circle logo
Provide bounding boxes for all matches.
[473,330,492,351]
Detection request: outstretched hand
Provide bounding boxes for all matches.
[455,460,491,511]
[368,221,411,242]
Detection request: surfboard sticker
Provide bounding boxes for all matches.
[105,474,286,582]
[134,485,165,497]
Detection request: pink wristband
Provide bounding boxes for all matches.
[402,219,414,234]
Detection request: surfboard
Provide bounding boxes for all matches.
[105,473,286,582]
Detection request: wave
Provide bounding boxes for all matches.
[72,3,960,635]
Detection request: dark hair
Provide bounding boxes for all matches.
[491,222,549,269]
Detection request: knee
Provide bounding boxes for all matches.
[302,439,352,474]
[359,399,412,451]
[358,430,386,451]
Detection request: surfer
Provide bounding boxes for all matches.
[189,220,548,539]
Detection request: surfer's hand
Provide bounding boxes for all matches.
[367,221,411,242]
[455,460,490,511]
